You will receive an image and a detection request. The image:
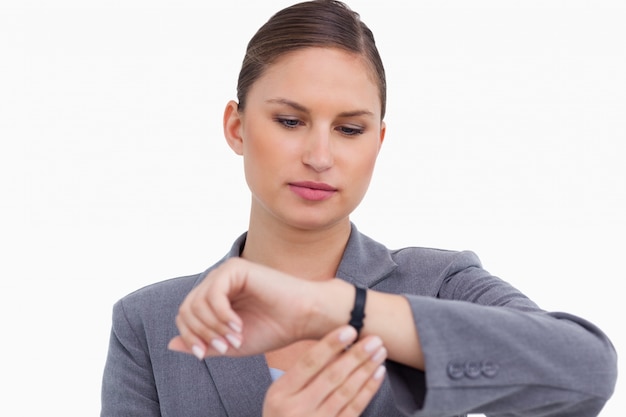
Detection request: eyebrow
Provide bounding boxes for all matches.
[265,98,374,118]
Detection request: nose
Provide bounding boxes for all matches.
[302,127,333,172]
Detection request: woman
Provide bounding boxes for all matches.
[101,1,617,416]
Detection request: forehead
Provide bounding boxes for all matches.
[270,46,379,83]
[247,47,381,115]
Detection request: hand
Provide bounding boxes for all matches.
[168,257,330,358]
[263,326,387,417]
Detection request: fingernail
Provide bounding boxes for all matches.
[192,344,205,360]
[339,326,357,343]
[229,321,242,333]
[364,336,383,353]
[211,338,228,354]
[225,333,242,349]
[373,365,386,380]
[372,346,387,362]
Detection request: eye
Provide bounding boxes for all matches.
[337,125,364,136]
[275,117,302,129]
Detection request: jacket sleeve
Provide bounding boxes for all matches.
[100,298,161,417]
[385,250,617,417]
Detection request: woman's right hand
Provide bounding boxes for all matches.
[263,326,387,417]
[168,257,348,358]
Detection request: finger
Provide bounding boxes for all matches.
[324,345,387,417]
[188,294,242,353]
[175,282,239,357]
[197,262,245,342]
[167,335,193,354]
[170,310,212,359]
[176,303,236,356]
[175,274,244,354]
[337,363,386,417]
[274,326,358,395]
[309,336,386,414]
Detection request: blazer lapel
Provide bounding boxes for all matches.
[205,354,272,415]
[215,226,397,289]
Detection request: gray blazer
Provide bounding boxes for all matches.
[101,224,617,416]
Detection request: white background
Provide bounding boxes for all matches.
[1,0,624,415]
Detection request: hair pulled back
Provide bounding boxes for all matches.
[236,0,387,119]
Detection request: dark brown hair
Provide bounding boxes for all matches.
[236,0,387,119]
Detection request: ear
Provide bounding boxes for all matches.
[377,121,386,152]
[223,100,244,155]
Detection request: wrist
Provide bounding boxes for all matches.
[304,279,354,339]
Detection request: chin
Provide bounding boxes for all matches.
[282,212,351,232]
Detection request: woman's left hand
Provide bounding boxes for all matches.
[263,326,387,417]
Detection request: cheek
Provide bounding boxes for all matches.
[339,146,379,195]
[354,146,380,176]
[242,132,293,186]
[246,140,286,167]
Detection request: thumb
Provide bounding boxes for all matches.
[168,336,193,354]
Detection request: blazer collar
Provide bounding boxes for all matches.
[336,223,398,288]
[223,222,398,288]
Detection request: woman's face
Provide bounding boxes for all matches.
[224,47,385,231]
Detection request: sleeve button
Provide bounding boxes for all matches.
[464,361,482,379]
[446,362,465,379]
[481,361,499,378]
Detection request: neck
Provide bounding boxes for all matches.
[241,214,352,281]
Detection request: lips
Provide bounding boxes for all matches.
[288,181,337,201]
